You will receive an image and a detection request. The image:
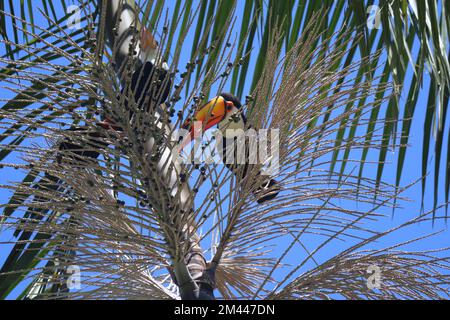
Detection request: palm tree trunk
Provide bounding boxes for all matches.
[100,0,215,300]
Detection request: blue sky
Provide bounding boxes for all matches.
[0,0,449,299]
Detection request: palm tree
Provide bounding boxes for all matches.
[0,0,449,300]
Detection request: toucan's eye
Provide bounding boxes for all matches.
[225,100,234,111]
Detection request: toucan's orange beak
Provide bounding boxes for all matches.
[180,96,230,150]
[140,27,158,52]
[182,96,228,133]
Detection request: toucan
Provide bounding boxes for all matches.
[55,0,280,300]
[58,1,279,204]
[58,0,172,163]
[57,0,191,206]
[181,93,280,204]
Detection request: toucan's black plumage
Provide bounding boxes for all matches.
[217,93,280,204]
[57,127,108,164]
[122,60,172,117]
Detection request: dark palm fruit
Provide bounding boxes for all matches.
[137,190,146,197]
[116,200,125,206]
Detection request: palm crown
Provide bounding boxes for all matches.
[0,0,449,300]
